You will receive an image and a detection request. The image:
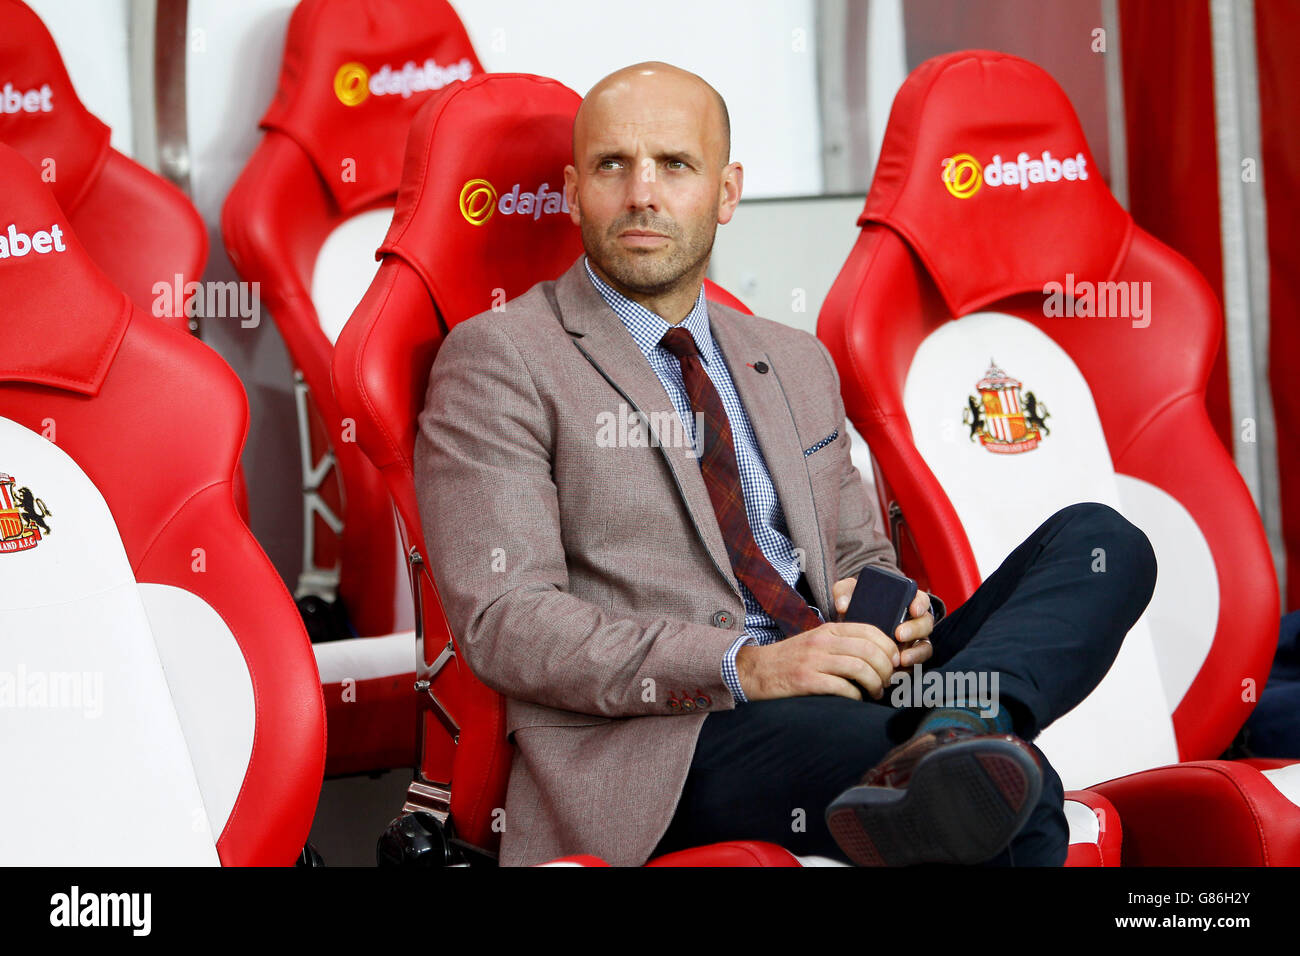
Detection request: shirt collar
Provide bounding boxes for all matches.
[584,255,715,366]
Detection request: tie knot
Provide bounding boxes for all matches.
[660,326,699,361]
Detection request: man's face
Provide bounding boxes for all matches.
[565,75,739,296]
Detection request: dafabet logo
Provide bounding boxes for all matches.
[941,149,1090,199]
[0,223,66,259]
[333,57,474,106]
[459,179,569,226]
[333,62,370,106]
[1,82,53,114]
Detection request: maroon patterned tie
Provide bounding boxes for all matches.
[660,326,822,637]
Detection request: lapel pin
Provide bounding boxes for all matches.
[747,361,769,374]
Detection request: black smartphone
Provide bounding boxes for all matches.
[843,565,918,638]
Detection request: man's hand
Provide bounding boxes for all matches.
[832,575,936,668]
[735,620,901,702]
[735,578,940,703]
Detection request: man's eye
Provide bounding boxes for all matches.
[599,159,622,170]
[666,160,686,170]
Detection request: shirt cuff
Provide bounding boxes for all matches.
[926,591,946,624]
[722,633,758,705]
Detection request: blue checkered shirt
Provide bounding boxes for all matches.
[584,257,824,705]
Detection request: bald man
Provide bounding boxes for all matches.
[415,62,1156,866]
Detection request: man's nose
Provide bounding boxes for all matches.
[626,159,660,211]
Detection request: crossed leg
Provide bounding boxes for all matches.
[652,502,1157,865]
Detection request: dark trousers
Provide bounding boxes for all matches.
[652,502,1158,865]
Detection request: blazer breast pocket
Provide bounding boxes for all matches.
[803,428,840,460]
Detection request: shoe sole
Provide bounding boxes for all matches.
[824,737,1042,866]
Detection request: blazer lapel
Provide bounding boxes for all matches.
[552,256,832,617]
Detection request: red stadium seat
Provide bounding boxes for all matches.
[222,0,482,776]
[333,71,803,866]
[0,0,207,330]
[818,49,1300,865]
[0,144,324,865]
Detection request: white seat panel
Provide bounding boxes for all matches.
[1064,798,1101,844]
[902,313,1179,789]
[1113,475,1218,709]
[310,207,393,345]
[139,583,256,840]
[0,417,218,864]
[1262,764,1300,809]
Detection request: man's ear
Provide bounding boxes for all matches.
[564,164,581,224]
[717,161,744,226]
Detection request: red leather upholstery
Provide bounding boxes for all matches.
[0,0,207,329]
[222,0,482,641]
[819,49,1296,865]
[643,842,802,867]
[0,144,325,864]
[1092,762,1300,866]
[322,674,418,774]
[334,71,783,866]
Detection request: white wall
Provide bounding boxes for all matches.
[451,0,823,198]
[183,0,824,225]
[185,0,296,225]
[183,0,301,590]
[708,195,864,334]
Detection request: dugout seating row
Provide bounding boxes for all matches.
[1,0,1294,864]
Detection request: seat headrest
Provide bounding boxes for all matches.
[259,0,482,214]
[378,72,585,326]
[0,0,113,213]
[0,143,130,395]
[860,50,1133,316]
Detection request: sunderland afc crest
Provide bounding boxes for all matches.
[0,471,52,553]
[962,359,1050,454]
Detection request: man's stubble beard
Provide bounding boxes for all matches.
[582,213,717,298]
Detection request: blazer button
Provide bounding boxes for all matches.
[695,695,710,708]
[667,696,681,712]
[711,610,734,628]
[681,696,695,711]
